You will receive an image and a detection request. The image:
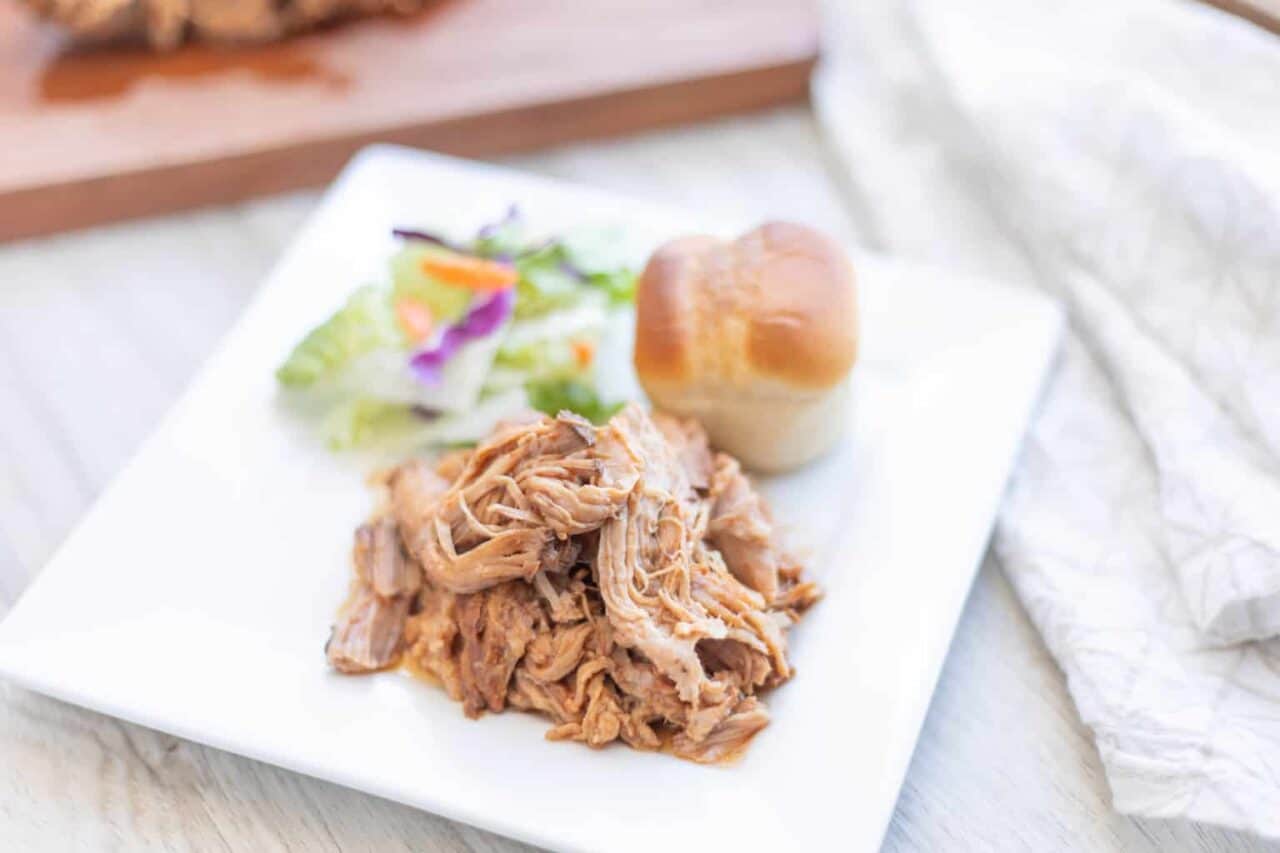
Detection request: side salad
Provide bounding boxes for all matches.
[276,207,635,450]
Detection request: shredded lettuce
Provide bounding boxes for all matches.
[559,227,623,272]
[527,378,624,424]
[277,206,639,451]
[487,295,607,393]
[493,339,575,374]
[492,339,586,388]
[320,385,533,452]
[390,244,473,324]
[473,205,526,259]
[585,268,636,305]
[424,386,531,445]
[509,244,579,319]
[511,243,635,317]
[280,320,506,414]
[276,286,402,388]
[562,228,639,306]
[410,288,514,385]
[322,398,424,450]
[500,292,606,349]
[323,387,532,451]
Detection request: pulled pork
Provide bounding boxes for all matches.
[22,0,431,49]
[327,405,820,763]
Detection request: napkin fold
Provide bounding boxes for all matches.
[816,0,1280,836]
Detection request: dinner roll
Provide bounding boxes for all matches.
[634,222,858,473]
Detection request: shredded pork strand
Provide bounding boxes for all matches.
[328,405,821,762]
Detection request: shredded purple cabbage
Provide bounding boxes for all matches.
[559,259,586,282]
[392,228,462,252]
[395,205,521,254]
[409,287,515,385]
[476,204,520,240]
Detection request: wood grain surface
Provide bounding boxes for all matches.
[1,106,1277,852]
[0,0,817,243]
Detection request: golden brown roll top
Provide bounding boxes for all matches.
[634,222,858,472]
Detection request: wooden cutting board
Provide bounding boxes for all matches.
[0,0,818,242]
[1198,0,1280,34]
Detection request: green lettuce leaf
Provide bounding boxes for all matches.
[561,229,638,305]
[276,286,402,388]
[526,378,623,424]
[512,244,582,319]
[585,268,636,305]
[321,399,421,450]
[493,337,590,384]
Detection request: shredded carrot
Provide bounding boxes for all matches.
[571,339,596,369]
[421,253,518,292]
[395,298,434,343]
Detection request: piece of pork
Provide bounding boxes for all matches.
[698,638,774,691]
[455,581,543,716]
[326,582,411,674]
[393,413,636,593]
[546,667,629,748]
[688,546,792,682]
[595,407,792,710]
[417,524,550,594]
[402,583,464,701]
[389,459,450,524]
[671,698,771,764]
[327,516,420,673]
[595,493,720,706]
[707,453,781,602]
[594,407,797,719]
[652,411,713,490]
[433,448,471,483]
[353,518,420,598]
[508,668,576,724]
[607,648,687,724]
[522,621,595,683]
[531,568,589,623]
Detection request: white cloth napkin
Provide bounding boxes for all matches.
[815,0,1280,837]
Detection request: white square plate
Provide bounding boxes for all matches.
[0,147,1061,852]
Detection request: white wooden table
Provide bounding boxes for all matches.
[1,107,1275,852]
